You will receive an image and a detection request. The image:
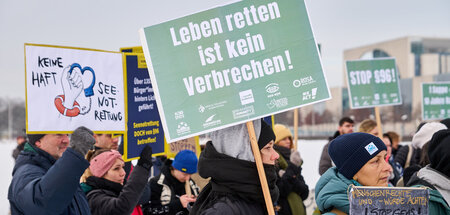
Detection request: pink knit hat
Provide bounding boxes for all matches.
[90,150,123,177]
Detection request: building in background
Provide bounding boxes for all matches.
[275,36,450,139]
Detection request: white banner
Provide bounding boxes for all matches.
[25,44,125,133]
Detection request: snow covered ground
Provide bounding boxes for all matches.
[0,139,329,214]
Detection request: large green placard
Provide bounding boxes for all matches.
[140,0,330,142]
[346,58,402,109]
[422,82,450,120]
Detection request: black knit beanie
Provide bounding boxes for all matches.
[328,132,387,179]
[428,129,450,178]
[440,118,450,129]
[27,134,46,145]
[258,120,276,150]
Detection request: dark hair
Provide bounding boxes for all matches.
[383,133,393,145]
[419,141,430,167]
[339,117,354,126]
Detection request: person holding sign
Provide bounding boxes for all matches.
[407,129,450,214]
[144,150,200,215]
[272,124,309,215]
[84,145,153,215]
[8,126,96,215]
[315,132,392,214]
[190,119,280,215]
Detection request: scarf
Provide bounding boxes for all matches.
[191,142,279,214]
[86,176,123,196]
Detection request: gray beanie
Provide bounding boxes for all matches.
[70,126,96,156]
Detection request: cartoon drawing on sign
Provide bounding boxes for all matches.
[54,63,96,117]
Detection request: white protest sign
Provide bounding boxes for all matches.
[25,44,125,133]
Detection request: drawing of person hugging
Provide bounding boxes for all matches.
[54,63,96,117]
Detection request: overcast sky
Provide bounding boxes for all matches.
[1,0,449,99]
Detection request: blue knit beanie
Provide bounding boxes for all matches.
[172,150,198,174]
[328,132,387,179]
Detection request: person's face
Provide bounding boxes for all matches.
[103,158,126,185]
[95,134,119,150]
[383,137,392,158]
[172,169,191,183]
[338,122,354,135]
[261,140,279,165]
[277,137,292,149]
[368,127,379,137]
[17,136,26,144]
[353,151,392,187]
[36,134,69,159]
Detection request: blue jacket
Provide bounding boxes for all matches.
[8,143,91,215]
[315,167,360,214]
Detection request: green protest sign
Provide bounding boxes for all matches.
[346,58,402,109]
[422,82,450,120]
[349,186,429,215]
[140,0,330,142]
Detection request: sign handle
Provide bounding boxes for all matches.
[246,121,275,215]
[374,107,383,140]
[185,181,192,197]
[293,109,299,150]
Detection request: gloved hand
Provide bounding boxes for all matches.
[290,150,303,167]
[137,145,153,171]
[70,126,95,156]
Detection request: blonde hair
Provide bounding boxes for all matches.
[358,119,377,133]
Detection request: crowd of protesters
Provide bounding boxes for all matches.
[8,116,450,215]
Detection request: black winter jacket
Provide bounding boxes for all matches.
[145,160,199,215]
[86,165,150,215]
[190,142,279,215]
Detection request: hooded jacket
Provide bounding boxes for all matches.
[190,142,279,215]
[315,167,361,214]
[407,166,450,214]
[8,143,90,215]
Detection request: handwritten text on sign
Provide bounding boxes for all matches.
[349,186,429,215]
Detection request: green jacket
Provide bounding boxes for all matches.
[315,167,360,214]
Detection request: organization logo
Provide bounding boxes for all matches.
[239,89,254,105]
[302,88,318,101]
[176,121,190,135]
[293,76,316,88]
[203,114,222,128]
[365,142,378,155]
[198,105,205,113]
[265,83,281,98]
[175,111,184,120]
[232,106,255,119]
[267,98,288,109]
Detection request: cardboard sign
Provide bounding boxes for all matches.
[123,53,165,160]
[346,58,402,109]
[349,186,429,215]
[165,137,200,159]
[422,82,450,120]
[25,44,125,133]
[140,0,330,142]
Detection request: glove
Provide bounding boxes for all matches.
[70,126,95,156]
[290,150,303,167]
[137,145,153,171]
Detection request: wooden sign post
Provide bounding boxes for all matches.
[246,121,275,215]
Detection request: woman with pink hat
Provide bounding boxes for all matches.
[84,145,153,215]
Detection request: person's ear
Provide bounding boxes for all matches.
[35,140,42,148]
